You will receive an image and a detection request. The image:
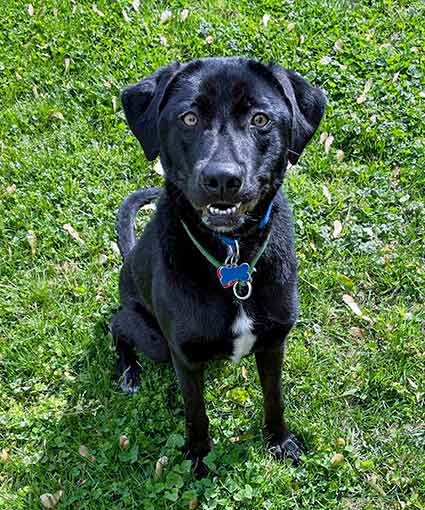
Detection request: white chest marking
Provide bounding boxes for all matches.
[230,305,256,363]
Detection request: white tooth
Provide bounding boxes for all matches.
[231,207,236,213]
[236,202,241,209]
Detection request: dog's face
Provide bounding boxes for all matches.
[122,57,325,232]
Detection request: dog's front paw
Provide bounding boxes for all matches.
[118,364,141,394]
[268,433,305,465]
[185,441,212,479]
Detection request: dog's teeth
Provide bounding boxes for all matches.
[231,207,236,213]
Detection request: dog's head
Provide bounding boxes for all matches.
[122,57,325,232]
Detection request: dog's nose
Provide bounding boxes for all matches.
[201,164,243,197]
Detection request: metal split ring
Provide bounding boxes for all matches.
[233,280,252,300]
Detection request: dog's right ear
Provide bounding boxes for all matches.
[121,62,180,161]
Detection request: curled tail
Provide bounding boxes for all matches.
[116,187,161,258]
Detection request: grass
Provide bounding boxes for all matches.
[0,0,424,508]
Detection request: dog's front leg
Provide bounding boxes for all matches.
[171,351,211,478]
[255,348,304,465]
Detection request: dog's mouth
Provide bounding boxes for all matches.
[200,201,249,232]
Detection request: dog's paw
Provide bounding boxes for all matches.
[118,365,141,394]
[268,433,305,465]
[185,442,212,479]
[190,455,209,479]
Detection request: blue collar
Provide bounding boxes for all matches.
[217,198,274,247]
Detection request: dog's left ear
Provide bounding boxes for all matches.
[270,65,326,164]
[121,62,181,161]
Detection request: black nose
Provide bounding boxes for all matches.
[201,164,243,197]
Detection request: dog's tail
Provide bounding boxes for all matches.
[116,187,161,258]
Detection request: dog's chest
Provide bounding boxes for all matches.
[230,305,257,363]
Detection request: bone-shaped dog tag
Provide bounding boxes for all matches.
[217,262,250,288]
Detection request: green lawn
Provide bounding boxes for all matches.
[1,0,424,508]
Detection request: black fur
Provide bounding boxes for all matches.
[111,57,325,476]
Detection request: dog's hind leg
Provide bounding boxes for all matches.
[110,302,170,393]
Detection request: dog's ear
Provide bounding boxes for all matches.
[121,62,180,161]
[270,65,326,164]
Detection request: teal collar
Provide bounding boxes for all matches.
[181,220,271,300]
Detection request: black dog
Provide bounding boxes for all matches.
[111,57,325,476]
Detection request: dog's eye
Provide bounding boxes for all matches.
[251,113,270,128]
[181,112,198,127]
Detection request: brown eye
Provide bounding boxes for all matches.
[251,113,269,128]
[182,112,198,127]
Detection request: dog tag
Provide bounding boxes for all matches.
[217,262,250,288]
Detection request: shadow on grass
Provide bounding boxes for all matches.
[13,311,262,508]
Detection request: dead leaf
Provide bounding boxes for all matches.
[119,435,130,450]
[349,327,364,338]
[40,491,63,508]
[319,132,328,144]
[79,445,89,457]
[241,366,248,380]
[160,9,172,22]
[154,160,164,176]
[333,220,342,238]
[49,111,64,121]
[335,437,346,447]
[159,35,168,46]
[112,96,118,113]
[287,22,295,32]
[154,456,168,480]
[28,4,34,16]
[206,35,214,44]
[141,203,156,211]
[53,8,58,16]
[132,0,140,11]
[32,85,39,98]
[333,39,343,52]
[64,57,70,73]
[370,114,377,124]
[357,79,373,104]
[320,56,332,65]
[111,241,120,255]
[122,9,130,22]
[63,224,85,245]
[188,496,199,509]
[322,185,332,204]
[79,445,95,461]
[180,8,189,21]
[299,34,305,45]
[392,71,400,83]
[27,230,37,256]
[16,71,23,80]
[410,46,419,53]
[92,4,104,16]
[98,254,107,264]
[6,184,17,193]
[336,149,344,162]
[342,294,362,316]
[324,134,334,154]
[330,453,344,466]
[366,474,386,496]
[364,79,373,94]
[261,13,270,26]
[1,449,9,463]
